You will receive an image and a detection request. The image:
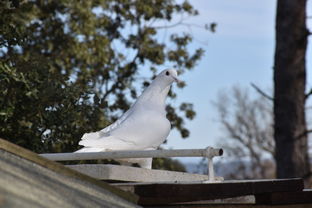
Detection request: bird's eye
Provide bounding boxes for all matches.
[165,71,170,76]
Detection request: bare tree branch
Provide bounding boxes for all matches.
[250,83,274,101]
[153,15,216,33]
[305,88,312,99]
[214,86,274,179]
[153,19,184,29]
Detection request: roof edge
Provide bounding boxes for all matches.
[0,138,138,204]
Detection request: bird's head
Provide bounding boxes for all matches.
[140,69,181,101]
[157,69,181,84]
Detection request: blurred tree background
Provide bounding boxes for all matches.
[0,0,211,162]
[213,86,275,180]
[195,0,311,184]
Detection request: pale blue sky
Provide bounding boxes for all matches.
[161,0,312,162]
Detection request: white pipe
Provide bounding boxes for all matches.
[40,147,223,161]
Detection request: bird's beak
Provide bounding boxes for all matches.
[173,75,181,83]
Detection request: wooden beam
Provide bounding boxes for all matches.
[114,179,304,205]
[256,189,312,205]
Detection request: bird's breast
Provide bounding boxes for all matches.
[113,109,171,149]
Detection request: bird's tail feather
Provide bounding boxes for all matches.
[79,136,135,150]
[74,148,153,169]
[75,147,104,153]
[81,131,102,140]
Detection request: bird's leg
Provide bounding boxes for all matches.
[208,157,215,181]
[137,158,152,169]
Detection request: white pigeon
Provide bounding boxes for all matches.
[76,69,180,169]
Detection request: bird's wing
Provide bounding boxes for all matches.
[78,110,152,151]
[99,84,155,135]
[101,108,134,134]
[80,107,134,141]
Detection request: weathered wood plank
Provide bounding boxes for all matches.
[174,195,255,205]
[114,179,304,205]
[0,150,140,208]
[145,204,312,208]
[255,189,312,205]
[0,138,138,204]
[67,164,223,182]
